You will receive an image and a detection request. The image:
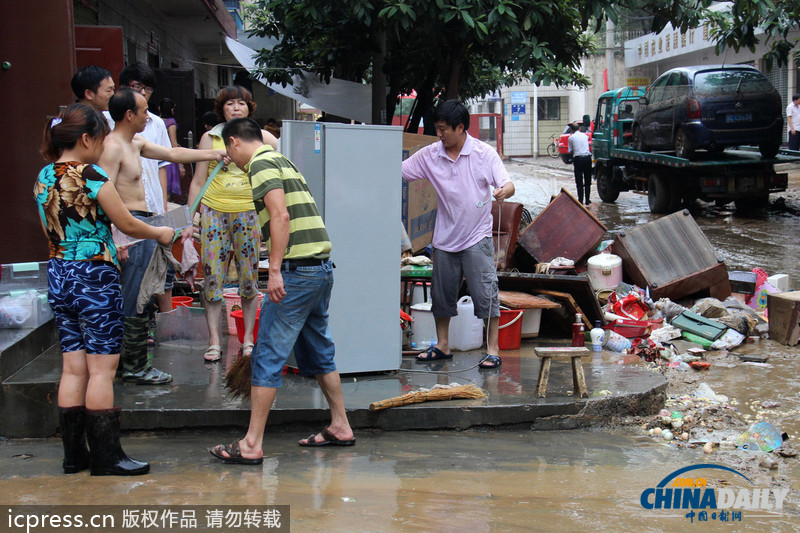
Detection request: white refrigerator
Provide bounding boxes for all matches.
[279,121,402,374]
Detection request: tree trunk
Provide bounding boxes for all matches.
[406,65,436,133]
[371,28,387,124]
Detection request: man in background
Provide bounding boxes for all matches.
[71,65,115,112]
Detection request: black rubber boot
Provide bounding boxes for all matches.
[59,406,90,474]
[86,407,150,476]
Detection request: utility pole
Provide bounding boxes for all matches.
[606,19,615,90]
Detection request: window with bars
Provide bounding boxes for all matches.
[537,97,560,120]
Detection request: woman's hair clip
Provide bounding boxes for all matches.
[51,117,63,129]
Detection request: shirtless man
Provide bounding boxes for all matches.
[99,88,226,385]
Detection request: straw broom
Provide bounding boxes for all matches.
[224,355,252,400]
[369,383,487,411]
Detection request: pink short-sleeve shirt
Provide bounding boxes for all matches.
[402,134,510,252]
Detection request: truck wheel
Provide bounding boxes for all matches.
[734,194,770,210]
[595,163,619,203]
[632,125,648,152]
[759,141,780,158]
[674,128,695,159]
[647,172,671,214]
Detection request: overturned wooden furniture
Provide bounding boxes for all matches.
[534,346,591,399]
[518,188,607,264]
[613,210,731,301]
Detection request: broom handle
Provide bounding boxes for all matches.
[173,162,223,243]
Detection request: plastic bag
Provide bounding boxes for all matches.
[694,383,728,404]
[711,328,746,350]
[610,292,649,320]
[0,291,36,327]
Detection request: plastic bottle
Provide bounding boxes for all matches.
[590,320,604,352]
[571,313,585,347]
[411,338,437,350]
[603,329,632,352]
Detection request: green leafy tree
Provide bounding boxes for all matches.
[244,0,608,128]
[242,0,800,128]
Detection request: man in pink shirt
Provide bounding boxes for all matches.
[402,99,515,369]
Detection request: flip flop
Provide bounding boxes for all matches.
[299,427,356,447]
[415,346,453,363]
[203,345,222,362]
[478,354,502,369]
[209,439,263,465]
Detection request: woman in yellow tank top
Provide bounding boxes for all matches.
[184,86,278,362]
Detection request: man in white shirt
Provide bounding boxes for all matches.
[568,122,593,205]
[786,94,800,151]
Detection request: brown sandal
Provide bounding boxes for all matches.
[298,427,356,447]
[209,439,262,465]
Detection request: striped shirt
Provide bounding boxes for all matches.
[246,144,331,260]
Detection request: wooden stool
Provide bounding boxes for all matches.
[534,347,590,398]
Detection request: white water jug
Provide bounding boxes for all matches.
[448,296,485,351]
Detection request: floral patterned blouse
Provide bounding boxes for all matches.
[34,162,118,268]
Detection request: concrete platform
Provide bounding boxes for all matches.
[0,314,667,438]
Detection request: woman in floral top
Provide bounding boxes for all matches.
[35,103,174,476]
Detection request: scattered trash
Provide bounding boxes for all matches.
[759,456,779,470]
[742,362,773,368]
[737,353,768,363]
[736,421,784,452]
[710,328,745,350]
[694,383,729,404]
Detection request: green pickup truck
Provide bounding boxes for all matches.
[592,86,794,213]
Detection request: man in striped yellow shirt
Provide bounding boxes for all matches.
[209,118,355,465]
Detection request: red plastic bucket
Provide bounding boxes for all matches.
[498,309,524,350]
[171,296,194,309]
[231,309,259,344]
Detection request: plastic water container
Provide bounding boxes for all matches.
[410,282,431,306]
[448,296,484,351]
[521,308,542,338]
[587,254,622,291]
[409,302,437,349]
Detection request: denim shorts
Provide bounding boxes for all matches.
[48,259,124,354]
[119,213,156,318]
[250,261,337,387]
[431,236,499,319]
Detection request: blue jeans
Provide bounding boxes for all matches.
[119,213,156,318]
[251,261,336,388]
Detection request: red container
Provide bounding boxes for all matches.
[605,318,650,338]
[231,309,259,344]
[498,309,524,350]
[171,296,193,309]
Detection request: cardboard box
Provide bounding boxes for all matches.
[402,133,439,252]
[767,291,800,345]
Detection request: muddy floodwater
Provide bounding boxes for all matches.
[1,428,798,532]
